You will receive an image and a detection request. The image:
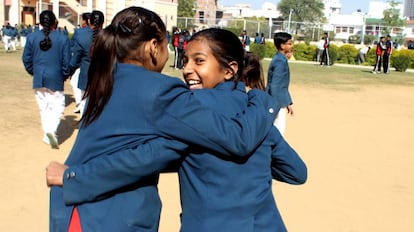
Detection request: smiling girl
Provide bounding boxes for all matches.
[178,28,307,232]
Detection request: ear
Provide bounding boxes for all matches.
[224,61,238,80]
[147,38,158,65]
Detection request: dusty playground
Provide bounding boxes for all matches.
[1,49,414,231]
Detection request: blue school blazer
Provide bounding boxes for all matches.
[22,30,71,91]
[265,51,293,108]
[56,82,306,232]
[69,27,93,90]
[178,82,306,232]
[49,63,277,232]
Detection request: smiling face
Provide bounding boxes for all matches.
[183,39,234,90]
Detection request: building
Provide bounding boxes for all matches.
[323,0,342,19]
[1,0,178,32]
[404,0,414,20]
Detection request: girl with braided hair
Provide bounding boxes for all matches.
[22,10,71,149]
[69,10,104,116]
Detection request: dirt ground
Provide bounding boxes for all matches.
[1,57,414,231]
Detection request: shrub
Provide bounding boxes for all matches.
[366,47,377,66]
[250,43,266,59]
[337,45,358,64]
[263,41,277,58]
[394,49,414,69]
[392,55,411,72]
[293,43,316,61]
[327,44,338,65]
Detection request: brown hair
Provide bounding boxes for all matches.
[82,6,166,127]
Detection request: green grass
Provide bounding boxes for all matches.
[162,53,414,92]
[2,49,413,98]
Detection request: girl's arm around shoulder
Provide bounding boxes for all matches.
[270,127,307,184]
[56,137,188,205]
[153,78,278,157]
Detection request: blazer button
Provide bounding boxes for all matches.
[66,171,76,179]
[269,108,275,114]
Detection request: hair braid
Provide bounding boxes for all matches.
[39,10,56,51]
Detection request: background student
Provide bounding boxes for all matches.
[319,32,330,66]
[22,10,71,149]
[70,12,90,114]
[69,10,104,116]
[383,34,393,74]
[372,36,385,74]
[266,32,294,136]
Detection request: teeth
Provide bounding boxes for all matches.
[188,80,200,85]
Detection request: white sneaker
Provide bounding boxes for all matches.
[73,104,81,114]
[43,135,50,145]
[46,132,59,149]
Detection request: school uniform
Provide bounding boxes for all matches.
[69,26,93,115]
[266,51,292,135]
[373,41,385,73]
[22,30,71,145]
[20,27,29,48]
[319,37,330,66]
[242,34,251,51]
[383,39,393,74]
[178,82,307,232]
[49,63,277,232]
[2,26,12,51]
[69,27,92,91]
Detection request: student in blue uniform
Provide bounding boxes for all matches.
[2,23,12,52]
[175,28,307,232]
[22,10,71,149]
[266,32,294,136]
[45,7,277,232]
[69,10,104,116]
[70,12,90,113]
[46,28,307,232]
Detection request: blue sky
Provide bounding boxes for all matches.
[220,0,371,14]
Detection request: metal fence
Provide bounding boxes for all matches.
[177,16,406,43]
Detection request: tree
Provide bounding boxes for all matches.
[277,0,325,34]
[178,0,196,18]
[382,0,406,35]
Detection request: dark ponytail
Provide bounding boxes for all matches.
[90,10,105,42]
[39,10,56,51]
[82,7,167,127]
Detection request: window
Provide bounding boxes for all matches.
[199,11,204,23]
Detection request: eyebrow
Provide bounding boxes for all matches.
[188,52,207,57]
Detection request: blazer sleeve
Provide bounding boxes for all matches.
[60,36,71,78]
[154,80,278,157]
[22,35,34,75]
[62,137,187,205]
[69,32,83,72]
[269,127,307,184]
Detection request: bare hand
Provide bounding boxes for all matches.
[46,161,68,187]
